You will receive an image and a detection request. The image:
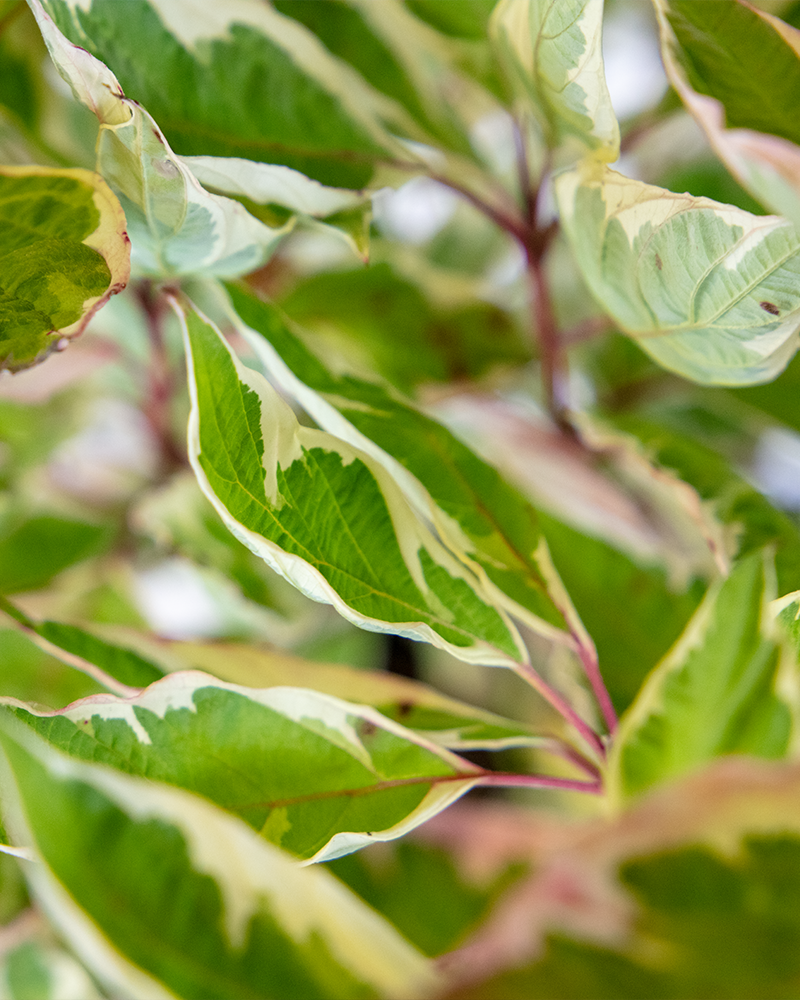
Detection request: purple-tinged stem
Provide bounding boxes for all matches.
[477,772,602,794]
[511,659,606,760]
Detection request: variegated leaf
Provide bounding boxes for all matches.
[220,282,578,645]
[28,0,294,278]
[490,0,619,161]
[555,162,800,384]
[0,165,129,372]
[76,631,561,752]
[35,0,423,189]
[610,552,796,803]
[180,300,528,667]
[0,717,438,999]
[1,671,482,862]
[654,0,800,228]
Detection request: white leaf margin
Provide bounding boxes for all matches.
[0,716,439,1000]
[178,298,529,668]
[0,669,484,862]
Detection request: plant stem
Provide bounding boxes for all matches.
[511,659,605,760]
[136,282,185,475]
[573,636,618,735]
[476,772,602,794]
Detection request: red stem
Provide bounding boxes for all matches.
[477,771,602,794]
[511,659,606,760]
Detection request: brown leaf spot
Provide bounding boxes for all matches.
[654,253,663,271]
[760,301,780,315]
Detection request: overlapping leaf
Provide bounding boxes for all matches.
[181,299,528,667]
[1,671,482,862]
[0,717,438,999]
[610,552,795,803]
[0,515,109,594]
[221,283,576,644]
[555,163,800,384]
[490,0,619,161]
[654,0,800,227]
[35,0,422,189]
[0,164,129,371]
[90,632,562,752]
[28,0,294,278]
[451,759,800,999]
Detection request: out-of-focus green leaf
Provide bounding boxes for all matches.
[2,671,482,862]
[452,759,800,1000]
[272,0,485,160]
[34,621,164,689]
[611,553,793,802]
[405,0,495,40]
[490,0,619,161]
[37,0,421,189]
[181,300,528,667]
[611,411,800,594]
[329,839,523,957]
[1,940,103,1000]
[278,263,530,393]
[555,163,800,385]
[537,511,706,715]
[0,516,109,594]
[0,164,129,371]
[0,628,103,708]
[0,718,438,999]
[654,0,800,228]
[92,633,561,752]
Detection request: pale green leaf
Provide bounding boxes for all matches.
[654,0,800,228]
[181,155,372,259]
[180,300,528,667]
[0,941,103,1000]
[0,718,438,999]
[28,1,294,278]
[0,164,129,372]
[490,0,619,161]
[36,0,423,189]
[610,552,795,803]
[1,670,483,862]
[555,163,800,385]
[221,282,577,645]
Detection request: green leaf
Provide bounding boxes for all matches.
[610,411,800,594]
[555,163,800,385]
[537,511,706,716]
[1,941,103,1000]
[181,299,528,667]
[36,0,420,189]
[405,0,496,40]
[0,164,129,371]
[98,634,559,752]
[654,0,800,227]
[0,718,438,999]
[28,1,295,278]
[490,0,619,161]
[272,0,492,160]
[329,839,522,958]
[276,263,530,393]
[2,671,482,861]
[465,758,800,999]
[221,283,574,643]
[611,553,794,802]
[0,515,109,594]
